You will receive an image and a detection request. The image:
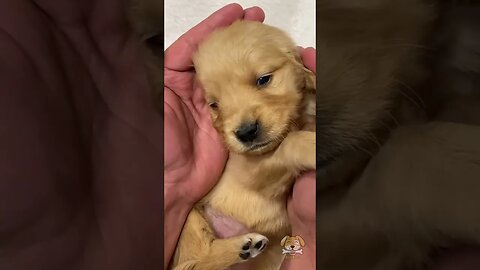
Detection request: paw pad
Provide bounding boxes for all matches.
[238,234,268,260]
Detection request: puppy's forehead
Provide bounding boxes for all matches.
[194,21,296,77]
[204,20,294,50]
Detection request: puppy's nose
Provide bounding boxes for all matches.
[291,245,295,249]
[235,121,259,143]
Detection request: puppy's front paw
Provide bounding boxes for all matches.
[239,233,269,260]
[274,131,316,170]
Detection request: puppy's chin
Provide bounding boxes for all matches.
[226,137,283,156]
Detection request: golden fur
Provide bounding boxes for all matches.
[167,21,316,270]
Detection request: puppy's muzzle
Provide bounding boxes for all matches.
[235,121,260,144]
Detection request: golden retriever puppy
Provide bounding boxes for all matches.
[170,20,316,270]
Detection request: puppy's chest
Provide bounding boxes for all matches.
[201,159,291,236]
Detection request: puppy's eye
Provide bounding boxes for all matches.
[256,74,272,87]
[208,101,218,110]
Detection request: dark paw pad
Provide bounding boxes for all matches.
[254,241,263,250]
[239,252,250,260]
[238,234,268,261]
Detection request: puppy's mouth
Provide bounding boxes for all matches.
[248,140,273,150]
[246,135,285,153]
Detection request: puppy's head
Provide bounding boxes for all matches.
[193,20,313,155]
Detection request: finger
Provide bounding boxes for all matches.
[165,3,244,71]
[298,170,316,180]
[288,171,316,221]
[165,4,265,71]
[243,6,265,22]
[296,46,305,55]
[301,47,316,74]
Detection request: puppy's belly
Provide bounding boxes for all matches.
[204,180,290,236]
[204,205,251,238]
[202,155,291,236]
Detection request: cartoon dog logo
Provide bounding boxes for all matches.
[280,235,305,256]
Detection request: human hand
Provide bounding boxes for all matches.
[163,3,265,267]
[281,47,316,270]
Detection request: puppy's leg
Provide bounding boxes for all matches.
[173,208,268,270]
[248,131,315,197]
[175,234,269,270]
[273,130,316,170]
[181,234,269,270]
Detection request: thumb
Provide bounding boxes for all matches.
[288,171,316,224]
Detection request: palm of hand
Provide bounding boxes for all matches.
[164,68,227,204]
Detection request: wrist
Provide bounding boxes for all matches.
[292,220,315,241]
[164,184,193,214]
[163,185,193,269]
[164,183,193,227]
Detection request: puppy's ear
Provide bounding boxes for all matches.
[296,235,305,246]
[288,49,316,93]
[302,66,316,93]
[280,236,288,246]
